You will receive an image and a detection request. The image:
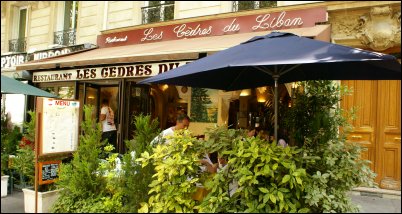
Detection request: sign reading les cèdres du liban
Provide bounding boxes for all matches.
[97,7,327,48]
[33,61,191,82]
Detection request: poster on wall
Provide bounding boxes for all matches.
[36,97,80,156]
[190,88,218,123]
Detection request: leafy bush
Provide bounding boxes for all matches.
[11,111,35,187]
[1,126,22,175]
[52,105,122,213]
[137,129,204,213]
[119,114,160,212]
[283,80,377,212]
[137,126,310,213]
[53,110,162,213]
[137,81,376,213]
[200,136,309,213]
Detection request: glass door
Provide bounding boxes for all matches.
[124,81,151,142]
[78,83,99,128]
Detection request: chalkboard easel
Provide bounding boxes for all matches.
[38,160,61,185]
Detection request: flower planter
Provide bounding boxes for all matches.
[22,187,61,213]
[1,175,9,197]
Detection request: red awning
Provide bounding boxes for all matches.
[16,25,330,71]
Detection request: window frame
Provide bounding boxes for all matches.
[142,1,174,24]
[233,1,277,12]
[12,6,28,40]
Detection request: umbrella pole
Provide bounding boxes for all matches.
[274,75,279,142]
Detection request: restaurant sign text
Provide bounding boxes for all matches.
[97,7,327,48]
[32,61,191,82]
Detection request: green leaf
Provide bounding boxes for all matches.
[138,203,148,213]
[270,194,276,204]
[279,188,290,193]
[281,162,291,168]
[263,194,270,204]
[243,153,251,157]
[175,204,183,213]
[295,176,302,185]
[277,191,284,201]
[257,203,265,209]
[259,187,269,193]
[142,151,150,158]
[279,201,285,212]
[148,188,156,194]
[298,208,310,213]
[282,175,291,184]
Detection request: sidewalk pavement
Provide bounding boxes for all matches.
[1,189,24,213]
[1,187,401,213]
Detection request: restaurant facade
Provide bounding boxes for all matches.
[2,1,400,190]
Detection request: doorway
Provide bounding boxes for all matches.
[123,81,151,145]
[78,82,120,151]
[341,80,401,190]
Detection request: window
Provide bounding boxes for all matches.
[40,83,75,100]
[9,7,27,52]
[233,1,277,12]
[54,1,78,46]
[141,1,174,24]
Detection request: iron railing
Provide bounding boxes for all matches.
[232,1,277,12]
[53,29,76,46]
[141,3,174,24]
[8,38,26,52]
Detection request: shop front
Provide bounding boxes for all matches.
[31,61,192,153]
[16,5,330,154]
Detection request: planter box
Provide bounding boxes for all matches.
[22,188,61,213]
[1,176,9,197]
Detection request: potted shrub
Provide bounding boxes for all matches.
[51,105,122,213]
[1,175,9,197]
[52,110,161,213]
[11,111,62,213]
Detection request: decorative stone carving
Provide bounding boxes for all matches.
[357,6,401,51]
[330,15,362,38]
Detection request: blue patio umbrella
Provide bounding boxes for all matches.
[139,32,401,140]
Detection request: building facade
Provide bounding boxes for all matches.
[1,1,400,190]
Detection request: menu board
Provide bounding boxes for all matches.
[40,98,80,155]
[39,160,61,185]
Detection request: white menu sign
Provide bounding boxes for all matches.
[41,98,80,154]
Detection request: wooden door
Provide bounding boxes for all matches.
[341,80,401,190]
[376,80,401,190]
[341,80,378,172]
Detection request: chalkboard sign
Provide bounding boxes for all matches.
[39,160,61,185]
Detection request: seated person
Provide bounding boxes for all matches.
[151,114,190,145]
[199,152,219,173]
[277,139,288,148]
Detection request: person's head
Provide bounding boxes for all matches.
[258,130,269,141]
[278,139,288,148]
[101,98,109,106]
[247,128,256,137]
[175,114,190,130]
